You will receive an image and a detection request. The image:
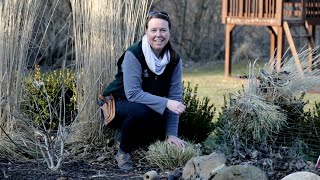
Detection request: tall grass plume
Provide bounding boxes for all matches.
[67,0,149,152]
[0,0,44,159]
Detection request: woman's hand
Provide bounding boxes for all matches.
[167,100,186,115]
[166,135,187,148]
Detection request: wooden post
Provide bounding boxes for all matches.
[276,26,283,73]
[310,24,316,45]
[225,24,235,78]
[306,23,316,71]
[259,0,263,18]
[275,0,283,26]
[239,0,244,17]
[268,26,277,71]
[222,0,228,24]
[301,0,305,19]
[283,21,304,77]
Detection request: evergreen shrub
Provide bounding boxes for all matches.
[21,65,77,129]
[178,82,216,143]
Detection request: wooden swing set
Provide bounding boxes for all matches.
[222,0,320,77]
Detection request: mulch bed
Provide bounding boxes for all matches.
[0,158,151,180]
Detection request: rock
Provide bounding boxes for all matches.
[210,164,227,177]
[144,170,158,180]
[171,168,181,178]
[251,150,259,159]
[212,165,268,180]
[306,161,314,168]
[267,171,276,177]
[182,152,226,180]
[281,171,320,180]
[96,156,105,162]
[56,177,68,180]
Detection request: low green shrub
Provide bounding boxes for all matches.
[21,65,77,129]
[300,101,320,159]
[178,82,216,143]
[305,101,320,123]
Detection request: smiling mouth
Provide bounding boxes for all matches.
[154,39,163,42]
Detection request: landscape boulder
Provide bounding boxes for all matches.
[212,165,268,180]
[281,171,320,180]
[182,152,226,180]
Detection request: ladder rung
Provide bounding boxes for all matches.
[286,20,305,26]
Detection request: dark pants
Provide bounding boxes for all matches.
[108,99,166,153]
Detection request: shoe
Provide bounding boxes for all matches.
[115,150,134,170]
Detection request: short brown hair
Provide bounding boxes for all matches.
[145,11,171,30]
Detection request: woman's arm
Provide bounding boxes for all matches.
[164,58,183,136]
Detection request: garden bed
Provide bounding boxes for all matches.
[0,157,149,179]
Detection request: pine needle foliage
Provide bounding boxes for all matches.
[145,141,196,170]
[310,102,320,123]
[299,102,320,159]
[179,82,216,143]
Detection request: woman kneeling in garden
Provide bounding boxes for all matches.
[101,11,186,170]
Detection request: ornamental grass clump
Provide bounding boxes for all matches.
[224,93,286,141]
[221,47,320,142]
[146,141,196,170]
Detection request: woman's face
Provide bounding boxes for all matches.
[145,18,170,56]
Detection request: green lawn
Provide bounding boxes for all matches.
[182,62,320,117]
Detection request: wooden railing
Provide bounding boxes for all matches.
[222,0,283,26]
[284,0,320,22]
[304,0,320,24]
[222,0,320,25]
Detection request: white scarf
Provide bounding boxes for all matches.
[142,35,170,75]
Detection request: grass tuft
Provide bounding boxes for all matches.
[145,141,196,170]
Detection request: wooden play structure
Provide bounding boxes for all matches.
[222,0,320,77]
